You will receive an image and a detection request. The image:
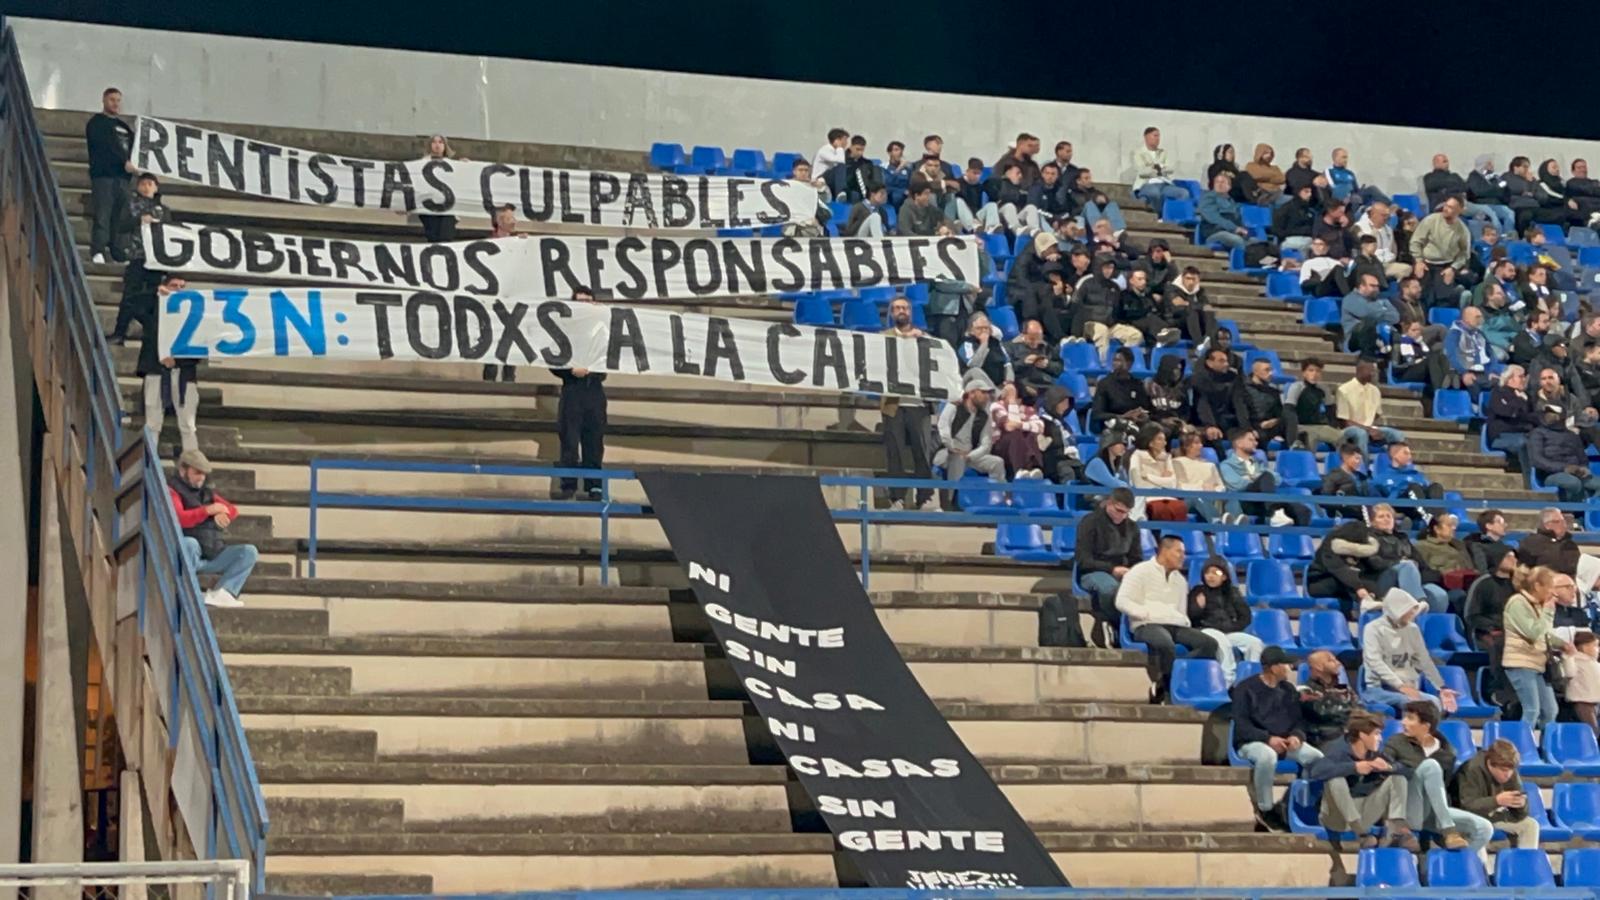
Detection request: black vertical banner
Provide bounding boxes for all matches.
[639,471,1068,889]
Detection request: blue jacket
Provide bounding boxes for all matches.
[1196,190,1242,238]
[1339,291,1399,334]
[1219,454,1269,492]
[1445,321,1490,374]
[1374,462,1430,498]
[1327,166,1359,201]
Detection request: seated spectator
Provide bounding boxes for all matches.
[1133,239,1179,300]
[1534,158,1581,227]
[1233,645,1320,831]
[1194,326,1243,373]
[1028,162,1073,222]
[882,140,912,207]
[1116,535,1217,703]
[1173,431,1225,522]
[1146,354,1191,438]
[1531,356,1600,454]
[1382,701,1487,852]
[840,136,885,204]
[1529,333,1583,405]
[1520,507,1581,577]
[168,449,258,609]
[1519,264,1565,323]
[1389,319,1451,404]
[1241,358,1293,448]
[139,275,201,454]
[921,135,959,179]
[1529,407,1600,502]
[1036,385,1084,485]
[1574,341,1600,413]
[842,184,889,237]
[1422,153,1468,214]
[1485,365,1539,470]
[1304,710,1420,852]
[1367,504,1451,615]
[810,127,849,184]
[1297,236,1344,296]
[1317,443,1373,518]
[1285,358,1346,450]
[1161,266,1218,345]
[108,172,169,344]
[950,157,987,230]
[1472,257,1524,315]
[1191,348,1248,444]
[1473,281,1522,355]
[1465,155,1518,235]
[1568,159,1600,222]
[1128,426,1185,522]
[1076,487,1143,630]
[1284,147,1327,199]
[1130,126,1188,211]
[1408,196,1472,286]
[1501,157,1542,235]
[1083,437,1131,489]
[1090,347,1154,429]
[1008,233,1069,342]
[1566,631,1600,737]
[1189,556,1264,684]
[1209,143,1258,203]
[1464,509,1514,574]
[1373,442,1444,521]
[1340,272,1397,359]
[1300,649,1359,748]
[1550,569,1594,635]
[1444,306,1495,402]
[956,312,1014,388]
[993,132,1042,189]
[1313,201,1355,261]
[1350,235,1390,293]
[1452,739,1541,850]
[1308,520,1382,618]
[1360,588,1456,714]
[1197,171,1252,251]
[1006,319,1063,403]
[1068,167,1128,235]
[934,370,1004,492]
[1245,143,1286,202]
[1270,184,1318,254]
[1219,428,1307,526]
[980,161,1043,234]
[988,383,1046,479]
[1416,514,1476,590]
[1075,254,1140,354]
[1335,360,1406,456]
[1327,148,1390,213]
[897,181,956,238]
[1503,565,1572,738]
[1088,218,1140,270]
[1115,270,1179,347]
[784,159,833,237]
[1353,202,1411,282]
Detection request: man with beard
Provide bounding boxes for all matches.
[1300,649,1359,748]
[1090,347,1153,429]
[1241,358,1294,449]
[1115,269,1180,347]
[1191,347,1249,444]
[880,297,937,510]
[1074,254,1137,354]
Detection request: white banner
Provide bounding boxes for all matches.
[132,116,818,227]
[158,287,960,401]
[143,222,980,301]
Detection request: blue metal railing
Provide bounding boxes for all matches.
[0,17,266,886]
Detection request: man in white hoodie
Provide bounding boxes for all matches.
[1131,126,1189,212]
[1117,535,1219,703]
[1360,588,1459,715]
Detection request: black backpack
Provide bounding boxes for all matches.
[1038,594,1087,648]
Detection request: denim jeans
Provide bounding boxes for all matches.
[1492,433,1530,472]
[180,537,259,598]
[1377,561,1449,613]
[1506,666,1558,734]
[1080,570,1122,620]
[1406,758,1493,849]
[1203,629,1265,684]
[1361,685,1442,716]
[1544,471,1600,503]
[1464,201,1516,235]
[1344,425,1406,455]
[942,196,979,232]
[1136,181,1188,211]
[1237,741,1323,811]
[1279,235,1313,254]
[1084,201,1128,234]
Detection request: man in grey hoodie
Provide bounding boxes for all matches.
[1360,588,1459,715]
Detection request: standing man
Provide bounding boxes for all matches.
[1116,535,1219,703]
[881,298,936,511]
[1131,126,1189,212]
[1233,646,1323,831]
[553,287,608,502]
[86,87,137,264]
[1408,196,1471,288]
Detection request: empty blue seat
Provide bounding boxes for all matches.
[1060,342,1107,377]
[1438,719,1476,765]
[1012,483,1068,518]
[1579,245,1600,268]
[1175,178,1204,201]
[1238,204,1272,236]
[1056,371,1092,408]
[1568,227,1600,248]
[690,145,728,174]
[1425,849,1487,888]
[1227,246,1273,275]
[792,294,835,327]
[1427,306,1461,328]
[988,305,1020,340]
[1523,784,1571,842]
[1180,529,1209,558]
[1246,608,1297,651]
[1563,847,1600,887]
[1482,721,1562,777]
[1160,198,1197,226]
[1170,658,1230,711]
[1221,529,1266,562]
[1419,616,1473,658]
[956,480,1010,515]
[1555,782,1600,840]
[1391,194,1425,218]
[1431,389,1476,424]
[1356,847,1418,888]
[1243,349,1291,385]
[1423,665,1495,717]
[1302,297,1340,329]
[770,151,805,179]
[1297,610,1356,654]
[1246,560,1312,610]
[839,300,882,331]
[729,148,769,177]
[1265,271,1307,302]
[1267,532,1316,561]
[1050,524,1076,556]
[1544,722,1600,776]
[1273,450,1322,490]
[982,232,1013,265]
[649,142,687,171]
[1494,847,1555,888]
[902,282,930,305]
[859,285,897,305]
[995,524,1062,564]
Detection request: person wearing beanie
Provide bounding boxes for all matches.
[1360,588,1456,715]
[1188,556,1262,685]
[1232,645,1321,831]
[167,449,258,609]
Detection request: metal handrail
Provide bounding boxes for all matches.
[0,18,266,887]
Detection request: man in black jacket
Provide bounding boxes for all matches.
[1519,507,1582,576]
[1510,309,1552,368]
[1241,358,1293,448]
[1300,650,1359,749]
[1271,184,1319,254]
[842,184,889,237]
[1008,233,1067,343]
[1567,159,1600,221]
[1485,365,1540,471]
[1161,266,1217,345]
[1305,710,1420,852]
[1115,269,1178,346]
[1307,520,1381,618]
[1133,239,1179,300]
[1529,410,1600,502]
[1233,646,1323,831]
[1465,542,1518,707]
[86,87,136,264]
[1074,254,1135,353]
[1074,488,1142,627]
[1464,510,1514,574]
[1317,443,1372,518]
[1090,347,1153,429]
[1005,319,1063,403]
[554,287,608,501]
[1191,348,1248,443]
[1422,153,1469,211]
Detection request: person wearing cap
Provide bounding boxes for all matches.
[138,274,201,454]
[168,449,257,609]
[1360,588,1457,715]
[932,370,1004,495]
[1232,645,1321,831]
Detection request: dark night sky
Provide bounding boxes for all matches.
[13,0,1600,141]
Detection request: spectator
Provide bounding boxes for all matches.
[1297,236,1344,295]
[1360,587,1455,714]
[1520,507,1581,576]
[988,382,1046,479]
[1472,257,1524,316]
[1444,306,1494,402]
[1051,140,1080,187]
[1416,514,1475,586]
[1286,358,1347,450]
[1534,158,1580,227]
[1233,645,1319,831]
[1503,564,1573,738]
[1350,235,1390,293]
[1567,631,1600,737]
[1340,273,1397,359]
[882,141,912,207]
[1195,326,1244,373]
[1305,710,1420,852]
[1197,171,1252,252]
[1173,431,1226,522]
[1131,126,1188,212]
[1007,233,1068,342]
[1312,201,1354,260]
[1189,556,1264,684]
[1466,542,1518,707]
[1308,519,1382,618]
[842,184,889,236]
[980,162,1043,234]
[107,172,169,344]
[784,159,833,237]
[1529,407,1600,502]
[1501,156,1542,234]
[1422,153,1468,213]
[1077,487,1143,628]
[1568,159,1600,222]
[956,312,1013,388]
[1485,365,1540,470]
[1519,264,1564,323]
[1128,426,1186,522]
[1037,385,1084,486]
[1318,443,1373,518]
[1090,347,1153,429]
[925,272,978,351]
[1473,281,1522,357]
[880,298,936,511]
[1374,442,1445,519]
[1133,239,1179,300]
[993,133,1042,189]
[1327,148,1390,211]
[1117,535,1217,703]
[1075,254,1140,354]
[483,205,523,383]
[1368,503,1451,614]
[553,287,608,502]
[1389,319,1451,404]
[1245,144,1286,201]
[1271,183,1318,254]
[1142,356,1188,440]
[86,86,136,264]
[810,127,849,184]
[1220,428,1307,526]
[167,449,257,609]
[1029,162,1073,222]
[1208,143,1261,203]
[1465,154,1518,235]
[933,370,1004,490]
[897,181,956,238]
[139,275,200,454]
[1006,318,1063,403]
[1336,360,1406,456]
[1241,358,1293,449]
[1408,196,1472,285]
[1115,269,1179,347]
[1575,314,1600,358]
[1452,739,1541,850]
[920,135,960,180]
[1529,333,1582,403]
[417,135,461,242]
[1284,147,1326,199]
[1191,348,1248,444]
[1084,438,1132,490]
[949,157,987,229]
[1574,341,1600,411]
[1353,202,1412,282]
[1300,649,1359,747]
[1161,266,1219,345]
[1067,167,1128,235]
[1382,701,1486,852]
[1464,510,1514,574]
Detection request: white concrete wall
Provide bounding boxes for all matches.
[16,16,1600,198]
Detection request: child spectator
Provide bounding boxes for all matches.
[1188,556,1263,684]
[1565,631,1600,737]
[107,172,169,344]
[1451,739,1541,850]
[1360,588,1457,714]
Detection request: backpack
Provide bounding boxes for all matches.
[1038,593,1087,648]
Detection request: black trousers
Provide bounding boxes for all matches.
[112,259,160,338]
[927,313,965,351]
[882,405,934,505]
[483,364,516,382]
[557,381,607,494]
[421,214,458,242]
[89,176,128,259]
[1239,471,1310,524]
[1133,623,1219,685]
[1014,292,1068,345]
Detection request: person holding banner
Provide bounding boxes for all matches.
[416,134,461,242]
[483,205,524,383]
[553,287,608,501]
[138,274,201,455]
[881,299,937,511]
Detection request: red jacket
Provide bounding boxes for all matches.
[169,486,237,528]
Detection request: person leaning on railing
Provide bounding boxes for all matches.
[167,449,258,609]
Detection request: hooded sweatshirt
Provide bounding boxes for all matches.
[1361,589,1445,692]
[1245,144,1285,194]
[1187,557,1251,633]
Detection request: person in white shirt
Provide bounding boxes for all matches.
[1131,126,1189,212]
[1173,431,1227,522]
[1128,428,1185,521]
[1567,632,1600,737]
[1335,360,1406,456]
[810,128,849,184]
[1353,202,1413,281]
[1116,536,1220,703]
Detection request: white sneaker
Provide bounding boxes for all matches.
[888,500,904,511]
[919,496,940,511]
[90,253,106,264]
[1269,509,1293,527]
[203,588,244,609]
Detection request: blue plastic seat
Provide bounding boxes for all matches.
[1431,389,1476,424]
[1267,532,1316,561]
[1579,245,1600,268]
[1120,616,1191,660]
[1297,610,1356,654]
[1537,222,1567,245]
[1238,204,1272,237]
[1555,783,1600,840]
[1170,658,1230,711]
[1273,450,1321,491]
[649,142,687,172]
[1060,343,1107,378]
[1284,779,1368,840]
[1355,847,1417,888]
[1160,198,1197,226]
[1302,297,1340,329]
[770,151,804,179]
[1180,529,1209,558]
[839,300,882,332]
[1419,616,1473,659]
[1228,723,1301,773]
[1543,722,1600,776]
[1050,524,1076,556]
[1425,849,1487,888]
[1243,349,1291,385]
[859,285,897,306]
[1426,306,1461,328]
[1246,608,1297,651]
[1175,179,1204,201]
[1482,721,1562,777]
[1563,847,1600,887]
[1569,227,1600,248]
[982,232,1013,266]
[1423,665,1495,717]
[1494,847,1555,888]
[1227,246,1272,276]
[956,480,1010,515]
[1012,483,1068,518]
[1148,345,1188,373]
[1381,718,1405,744]
[1246,560,1312,610]
[988,306,1020,340]
[1056,371,1093,408]
[690,145,728,174]
[728,148,769,178]
[1391,194,1425,218]
[1221,529,1266,562]
[791,294,835,327]
[995,524,1062,564]
[1438,719,1476,765]
[1522,784,1571,842]
[902,282,930,305]
[1265,271,1307,302]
